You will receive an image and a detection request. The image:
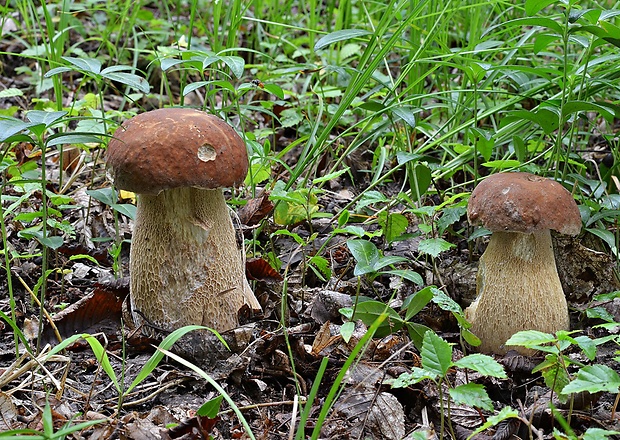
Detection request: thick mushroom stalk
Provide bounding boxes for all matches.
[131,187,258,331]
[465,172,581,355]
[106,108,261,333]
[466,230,569,354]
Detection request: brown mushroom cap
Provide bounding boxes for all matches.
[107,108,248,195]
[467,172,581,235]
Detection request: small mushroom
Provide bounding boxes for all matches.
[106,108,261,332]
[465,172,581,354]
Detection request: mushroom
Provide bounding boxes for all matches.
[465,172,581,354]
[106,108,261,333]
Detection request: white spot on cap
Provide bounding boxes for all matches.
[197,144,216,162]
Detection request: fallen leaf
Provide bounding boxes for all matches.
[238,193,274,226]
[0,392,17,430]
[246,257,282,281]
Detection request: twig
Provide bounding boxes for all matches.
[16,273,63,344]
[108,378,191,414]
[219,398,305,415]
[0,348,69,390]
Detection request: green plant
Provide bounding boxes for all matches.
[506,330,619,403]
[340,285,480,350]
[1,110,105,352]
[391,330,507,439]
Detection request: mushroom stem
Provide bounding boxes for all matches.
[129,187,259,332]
[466,230,569,354]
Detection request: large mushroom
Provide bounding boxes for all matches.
[465,172,581,354]
[106,108,261,333]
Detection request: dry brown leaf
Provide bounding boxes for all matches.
[238,193,274,226]
[311,321,341,356]
[0,391,17,430]
[246,257,283,281]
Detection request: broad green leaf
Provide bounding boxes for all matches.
[430,287,463,313]
[334,225,366,237]
[63,56,102,74]
[391,106,416,129]
[263,83,284,99]
[561,364,620,395]
[582,428,620,440]
[562,100,614,123]
[407,163,432,202]
[279,108,304,127]
[577,23,620,48]
[403,287,435,321]
[37,234,64,250]
[201,55,220,70]
[449,383,494,411]
[524,3,562,20]
[574,330,603,360]
[314,29,373,51]
[347,239,379,276]
[468,407,519,439]
[273,200,311,225]
[0,88,23,98]
[513,135,527,162]
[464,62,487,83]
[197,395,224,418]
[339,307,354,320]
[160,58,185,71]
[377,211,408,244]
[352,300,404,337]
[46,133,103,146]
[391,366,437,387]
[534,32,560,53]
[593,291,620,302]
[454,354,507,378]
[87,187,117,206]
[26,110,67,127]
[271,229,306,246]
[599,20,620,48]
[356,190,388,210]
[405,322,431,350]
[220,55,245,78]
[383,269,423,286]
[396,151,424,165]
[100,65,134,74]
[183,81,215,96]
[102,71,150,94]
[372,255,408,272]
[502,108,558,134]
[0,117,31,141]
[436,205,467,235]
[359,100,386,112]
[111,203,137,220]
[69,254,99,265]
[506,330,556,348]
[481,159,521,170]
[309,255,331,280]
[421,331,452,377]
[340,321,355,343]
[534,353,571,397]
[417,238,455,258]
[541,360,571,400]
[462,329,481,346]
[313,167,350,184]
